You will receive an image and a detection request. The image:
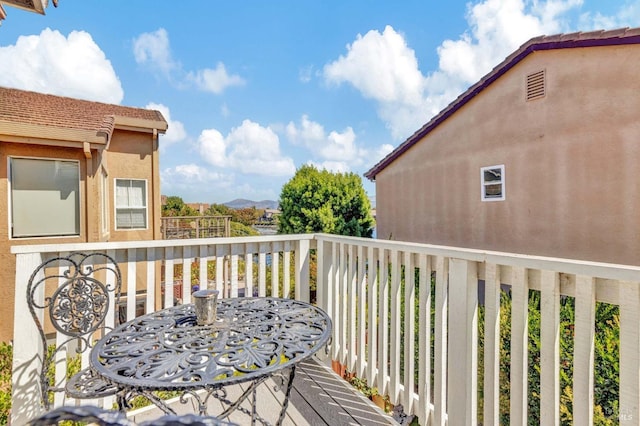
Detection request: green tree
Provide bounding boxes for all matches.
[278,165,374,237]
[162,196,197,217]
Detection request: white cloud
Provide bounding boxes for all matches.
[187,63,245,94]
[286,115,394,171]
[322,0,589,141]
[161,164,234,199]
[579,1,640,29]
[0,28,123,103]
[324,25,425,106]
[133,28,178,76]
[299,65,314,83]
[145,102,186,146]
[307,160,351,173]
[133,29,244,95]
[198,120,296,176]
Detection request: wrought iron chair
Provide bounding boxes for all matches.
[28,405,134,426]
[28,406,238,426]
[26,252,122,409]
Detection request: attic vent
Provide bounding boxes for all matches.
[526,70,545,101]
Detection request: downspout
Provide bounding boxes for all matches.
[83,141,93,242]
[152,129,160,240]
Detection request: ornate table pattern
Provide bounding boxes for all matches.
[87,297,332,425]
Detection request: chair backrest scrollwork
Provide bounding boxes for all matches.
[26,252,122,408]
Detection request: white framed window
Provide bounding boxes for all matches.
[481,165,505,201]
[100,168,109,235]
[9,157,80,238]
[115,179,148,229]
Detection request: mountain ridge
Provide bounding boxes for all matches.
[222,199,279,209]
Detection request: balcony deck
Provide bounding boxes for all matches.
[128,357,396,425]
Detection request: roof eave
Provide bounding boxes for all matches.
[364,27,640,181]
[113,115,168,134]
[0,120,107,147]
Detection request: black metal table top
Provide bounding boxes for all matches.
[91,297,332,391]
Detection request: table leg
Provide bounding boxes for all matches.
[276,366,297,426]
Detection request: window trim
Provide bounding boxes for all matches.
[114,178,149,230]
[8,156,82,239]
[481,164,505,202]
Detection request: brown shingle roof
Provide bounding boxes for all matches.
[0,86,166,135]
[364,27,640,180]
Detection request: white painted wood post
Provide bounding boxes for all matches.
[356,245,367,378]
[12,252,45,426]
[181,247,192,304]
[377,249,389,397]
[447,258,478,425]
[388,250,401,404]
[619,280,640,424]
[271,244,279,297]
[258,245,267,297]
[145,247,157,310]
[417,254,432,425]
[403,252,416,414]
[366,246,378,387]
[198,244,208,290]
[483,262,501,425]
[573,275,595,425]
[348,245,357,373]
[433,256,448,426]
[127,248,138,318]
[540,270,560,426]
[510,267,528,426]
[295,239,310,302]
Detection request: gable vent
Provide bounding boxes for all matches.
[526,70,545,101]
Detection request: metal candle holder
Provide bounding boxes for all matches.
[193,289,219,325]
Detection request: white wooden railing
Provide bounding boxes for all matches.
[11,234,640,425]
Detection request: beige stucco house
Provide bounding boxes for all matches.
[365,27,640,267]
[0,87,167,341]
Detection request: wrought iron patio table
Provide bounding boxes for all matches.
[83,297,332,425]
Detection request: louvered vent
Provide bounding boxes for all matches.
[526,70,545,101]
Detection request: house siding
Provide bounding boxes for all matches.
[0,88,166,342]
[375,45,640,266]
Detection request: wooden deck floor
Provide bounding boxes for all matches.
[129,357,397,425]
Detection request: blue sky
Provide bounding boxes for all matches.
[0,0,636,204]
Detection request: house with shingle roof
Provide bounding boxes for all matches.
[0,86,167,341]
[365,27,640,267]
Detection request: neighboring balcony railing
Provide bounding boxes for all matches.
[160,215,232,239]
[11,234,640,425]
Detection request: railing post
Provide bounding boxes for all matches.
[12,252,45,426]
[620,280,640,423]
[447,258,478,425]
[573,275,595,425]
[295,238,310,302]
[483,263,501,425]
[433,256,448,426]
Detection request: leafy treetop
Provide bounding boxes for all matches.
[278,165,374,237]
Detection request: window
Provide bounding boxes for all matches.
[100,168,109,235]
[115,179,147,229]
[9,157,80,238]
[481,165,505,201]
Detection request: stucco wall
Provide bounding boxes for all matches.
[0,129,159,342]
[375,44,640,266]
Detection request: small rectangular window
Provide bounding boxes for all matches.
[9,157,80,238]
[115,178,148,229]
[481,165,505,201]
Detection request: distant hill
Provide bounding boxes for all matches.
[223,199,279,210]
